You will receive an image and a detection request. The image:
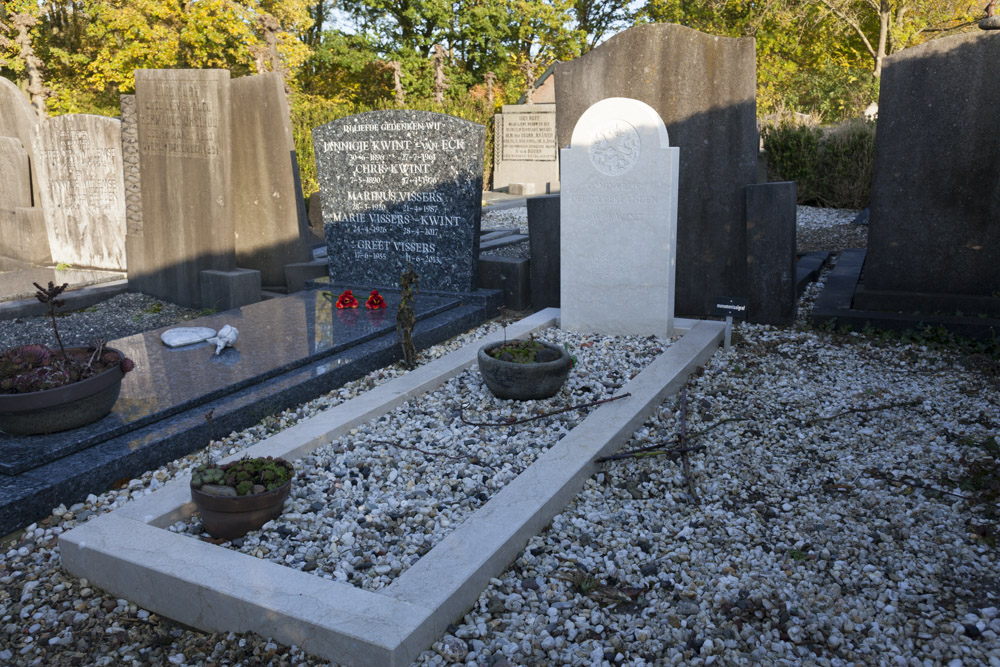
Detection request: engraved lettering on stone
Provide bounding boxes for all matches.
[138,79,222,158]
[501,112,556,161]
[589,119,640,176]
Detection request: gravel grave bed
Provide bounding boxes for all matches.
[411,321,1000,666]
[2,205,998,666]
[169,327,673,591]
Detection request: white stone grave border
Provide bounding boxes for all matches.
[60,308,723,666]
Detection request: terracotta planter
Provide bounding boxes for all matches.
[0,347,127,435]
[191,480,292,540]
[478,340,572,400]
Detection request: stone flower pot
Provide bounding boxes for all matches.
[0,347,128,435]
[477,339,572,400]
[191,479,292,540]
[190,457,295,540]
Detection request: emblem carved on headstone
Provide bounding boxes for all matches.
[588,119,640,176]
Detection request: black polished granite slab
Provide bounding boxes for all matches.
[0,296,494,536]
[0,289,462,476]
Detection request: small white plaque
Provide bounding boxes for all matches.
[160,327,216,348]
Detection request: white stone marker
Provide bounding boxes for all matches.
[560,97,678,338]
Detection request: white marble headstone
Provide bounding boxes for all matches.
[560,97,678,337]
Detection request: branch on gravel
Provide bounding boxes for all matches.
[460,393,631,427]
[370,439,471,461]
[804,399,921,426]
[679,386,698,501]
[596,443,706,464]
[864,467,972,501]
[596,411,746,463]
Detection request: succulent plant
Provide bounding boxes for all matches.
[0,282,135,394]
[191,456,294,495]
[487,339,549,364]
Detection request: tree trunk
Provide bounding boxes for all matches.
[12,13,46,118]
[873,0,891,78]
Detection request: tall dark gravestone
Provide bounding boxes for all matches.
[130,69,235,308]
[231,72,311,288]
[313,110,485,292]
[555,24,757,318]
[865,32,1000,301]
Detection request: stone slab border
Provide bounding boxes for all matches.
[61,309,723,666]
[811,248,1000,341]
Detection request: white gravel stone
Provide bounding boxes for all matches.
[1,206,997,667]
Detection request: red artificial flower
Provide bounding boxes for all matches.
[335,289,359,309]
[366,289,387,309]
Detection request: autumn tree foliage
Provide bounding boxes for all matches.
[0,1,987,122]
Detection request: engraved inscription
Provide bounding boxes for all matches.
[501,111,556,162]
[36,131,121,208]
[563,181,656,205]
[138,78,222,158]
[314,111,483,291]
[589,119,640,176]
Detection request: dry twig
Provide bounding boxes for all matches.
[804,399,921,426]
[460,393,631,427]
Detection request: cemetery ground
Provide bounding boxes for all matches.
[1,207,999,666]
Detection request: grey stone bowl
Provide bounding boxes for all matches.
[477,340,572,400]
[0,347,126,435]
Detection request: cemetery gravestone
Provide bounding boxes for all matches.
[560,97,678,338]
[231,72,311,287]
[0,137,32,209]
[32,114,127,270]
[746,182,796,325]
[866,31,1000,300]
[555,23,756,318]
[0,207,50,265]
[0,76,40,207]
[130,69,235,308]
[313,110,484,292]
[493,104,559,193]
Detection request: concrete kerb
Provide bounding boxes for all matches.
[60,310,723,666]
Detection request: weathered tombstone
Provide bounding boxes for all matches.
[230,72,311,287]
[555,24,756,317]
[0,207,50,264]
[130,69,235,308]
[0,137,32,209]
[0,76,40,207]
[865,31,1000,301]
[492,104,559,193]
[32,114,127,270]
[313,110,485,292]
[560,97,678,337]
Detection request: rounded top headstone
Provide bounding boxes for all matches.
[569,97,670,158]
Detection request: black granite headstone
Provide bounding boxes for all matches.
[526,194,561,309]
[313,110,485,292]
[746,182,796,326]
[867,31,1000,299]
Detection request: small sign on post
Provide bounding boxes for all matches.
[714,296,747,351]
